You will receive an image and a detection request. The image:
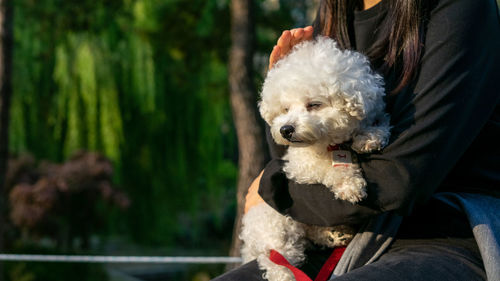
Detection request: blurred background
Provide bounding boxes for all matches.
[0,0,319,280]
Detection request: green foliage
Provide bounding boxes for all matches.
[9,0,310,252]
[10,0,237,248]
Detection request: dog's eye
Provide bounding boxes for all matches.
[306,102,322,111]
[284,107,289,113]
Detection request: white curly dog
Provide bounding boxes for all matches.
[240,36,391,281]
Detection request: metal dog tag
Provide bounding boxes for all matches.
[332,150,352,167]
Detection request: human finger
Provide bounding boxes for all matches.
[269,45,281,69]
[290,28,300,39]
[290,28,305,46]
[277,30,292,58]
[303,26,314,40]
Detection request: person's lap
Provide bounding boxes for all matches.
[332,238,485,281]
[213,245,333,281]
[212,237,485,281]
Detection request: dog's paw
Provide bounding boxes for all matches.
[352,132,387,153]
[305,225,356,247]
[335,177,367,203]
[352,135,382,153]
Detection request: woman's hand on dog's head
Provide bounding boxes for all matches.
[269,26,314,70]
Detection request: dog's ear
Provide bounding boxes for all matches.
[351,114,391,153]
[343,95,367,120]
[258,100,274,124]
[331,50,386,122]
[339,76,386,122]
[335,77,376,121]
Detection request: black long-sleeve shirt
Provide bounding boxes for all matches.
[259,0,500,227]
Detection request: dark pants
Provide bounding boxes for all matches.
[212,237,486,281]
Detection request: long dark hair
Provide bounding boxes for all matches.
[312,0,428,93]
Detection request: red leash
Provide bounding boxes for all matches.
[269,250,313,281]
[269,247,346,281]
[314,247,346,281]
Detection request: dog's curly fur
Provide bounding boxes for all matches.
[240,37,391,281]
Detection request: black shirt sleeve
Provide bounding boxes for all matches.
[258,0,500,226]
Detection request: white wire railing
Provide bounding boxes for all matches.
[0,254,242,264]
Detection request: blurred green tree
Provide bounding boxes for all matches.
[8,0,314,253]
[0,0,13,280]
[10,0,237,248]
[227,0,267,264]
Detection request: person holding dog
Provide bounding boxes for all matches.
[215,0,500,280]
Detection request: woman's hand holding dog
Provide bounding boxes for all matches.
[244,170,265,214]
[268,26,314,70]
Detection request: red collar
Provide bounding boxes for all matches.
[327,144,341,152]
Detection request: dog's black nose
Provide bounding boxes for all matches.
[280,125,295,140]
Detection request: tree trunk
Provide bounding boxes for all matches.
[0,0,13,280]
[227,0,266,270]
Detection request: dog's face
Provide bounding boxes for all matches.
[263,91,362,147]
[259,37,386,148]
